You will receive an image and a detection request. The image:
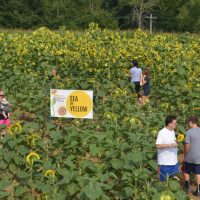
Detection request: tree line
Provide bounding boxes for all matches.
[0,0,199,32]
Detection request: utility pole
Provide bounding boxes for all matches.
[146,13,157,34]
[90,0,94,13]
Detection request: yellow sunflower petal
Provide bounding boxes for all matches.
[26,152,40,165]
[177,134,185,142]
[8,122,22,135]
[45,169,56,177]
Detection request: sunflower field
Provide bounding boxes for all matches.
[0,23,199,199]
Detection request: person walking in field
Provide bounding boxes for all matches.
[156,116,179,182]
[47,68,58,88]
[130,60,142,99]
[0,90,11,128]
[140,68,150,105]
[182,116,200,197]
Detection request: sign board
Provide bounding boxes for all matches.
[50,89,93,119]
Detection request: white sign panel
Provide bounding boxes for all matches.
[50,89,93,119]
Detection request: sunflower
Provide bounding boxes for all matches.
[130,117,138,125]
[150,129,158,137]
[177,133,185,142]
[37,193,50,200]
[104,112,111,120]
[26,134,40,148]
[26,152,40,165]
[44,169,56,178]
[160,194,173,200]
[8,122,22,135]
[160,191,175,200]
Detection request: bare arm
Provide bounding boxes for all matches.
[142,75,147,85]
[156,143,178,149]
[184,143,190,154]
[140,74,143,85]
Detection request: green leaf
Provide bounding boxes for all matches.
[50,130,63,143]
[0,161,7,169]
[63,159,76,169]
[81,160,98,172]
[47,123,56,130]
[125,151,142,163]
[17,146,29,155]
[13,154,24,165]
[3,151,14,163]
[23,122,39,132]
[67,183,79,195]
[120,187,133,199]
[0,191,9,197]
[111,159,124,170]
[0,124,6,130]
[15,186,25,197]
[89,144,99,156]
[8,140,17,148]
[169,180,181,192]
[57,169,76,185]
[83,182,105,200]
[148,160,157,171]
[17,170,29,179]
[9,163,17,173]
[34,181,52,193]
[0,178,10,190]
[52,192,66,200]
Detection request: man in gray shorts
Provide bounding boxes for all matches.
[183,116,200,196]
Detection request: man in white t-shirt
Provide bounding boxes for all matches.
[156,115,179,182]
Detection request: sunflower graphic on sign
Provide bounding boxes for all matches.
[51,89,57,116]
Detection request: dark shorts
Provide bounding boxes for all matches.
[160,163,179,182]
[182,162,200,174]
[133,82,140,93]
[143,88,150,96]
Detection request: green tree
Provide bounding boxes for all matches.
[178,0,200,32]
[0,0,44,28]
[129,0,159,28]
[112,0,159,29]
[154,0,186,32]
[0,0,199,32]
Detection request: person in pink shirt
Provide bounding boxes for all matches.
[0,90,11,128]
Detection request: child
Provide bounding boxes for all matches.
[0,97,10,119]
[0,90,11,128]
[140,68,150,105]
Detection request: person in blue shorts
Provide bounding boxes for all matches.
[156,116,179,182]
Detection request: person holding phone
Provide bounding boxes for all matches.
[156,116,179,182]
[130,60,142,99]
